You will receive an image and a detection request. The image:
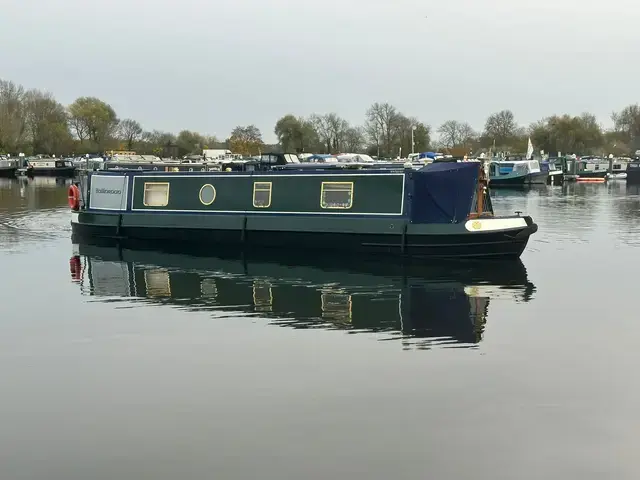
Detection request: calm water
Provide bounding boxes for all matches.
[2,176,640,479]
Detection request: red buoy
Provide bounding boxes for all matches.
[68,185,81,210]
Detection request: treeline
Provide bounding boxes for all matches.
[2,78,640,157]
[0,78,263,157]
[276,106,640,157]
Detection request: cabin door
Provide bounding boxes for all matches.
[489,163,498,177]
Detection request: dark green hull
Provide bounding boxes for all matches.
[0,167,17,178]
[71,211,536,259]
[73,168,538,259]
[27,166,76,177]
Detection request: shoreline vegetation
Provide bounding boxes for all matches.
[1,78,639,158]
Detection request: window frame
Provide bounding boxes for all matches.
[252,181,272,208]
[143,182,170,207]
[199,183,217,205]
[320,181,354,210]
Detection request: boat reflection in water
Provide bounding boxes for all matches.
[69,239,536,349]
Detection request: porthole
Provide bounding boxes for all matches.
[189,168,193,172]
[199,184,216,205]
[201,167,205,171]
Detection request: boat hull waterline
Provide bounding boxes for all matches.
[71,212,537,259]
[69,165,538,260]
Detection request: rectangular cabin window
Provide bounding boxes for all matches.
[143,182,169,207]
[321,182,353,209]
[253,181,272,208]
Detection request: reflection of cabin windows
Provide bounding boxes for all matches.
[200,278,218,298]
[253,182,272,208]
[199,184,216,205]
[321,290,352,323]
[320,182,353,209]
[144,269,171,296]
[253,280,273,312]
[143,182,169,207]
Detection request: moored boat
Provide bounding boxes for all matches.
[626,160,640,184]
[489,159,548,187]
[541,158,564,185]
[26,158,76,177]
[69,161,538,259]
[0,158,18,177]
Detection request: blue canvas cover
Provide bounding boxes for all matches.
[411,162,480,224]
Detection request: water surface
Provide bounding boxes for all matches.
[1,177,640,479]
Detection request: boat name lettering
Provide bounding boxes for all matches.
[96,188,122,195]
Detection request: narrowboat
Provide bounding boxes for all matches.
[102,152,302,173]
[562,156,608,180]
[626,160,640,184]
[540,158,564,185]
[608,157,629,179]
[69,238,535,346]
[488,159,548,186]
[26,158,76,177]
[0,158,18,177]
[69,161,538,259]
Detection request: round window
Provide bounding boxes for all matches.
[199,184,216,205]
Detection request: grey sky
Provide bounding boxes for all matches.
[1,0,638,143]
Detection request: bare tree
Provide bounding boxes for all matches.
[344,126,365,152]
[365,102,400,157]
[483,110,518,142]
[438,120,476,149]
[118,119,143,150]
[310,114,334,153]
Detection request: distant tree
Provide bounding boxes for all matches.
[365,102,401,157]
[274,114,319,153]
[67,97,118,148]
[309,113,350,153]
[0,79,27,153]
[344,126,365,152]
[612,104,640,152]
[437,120,476,149]
[364,115,383,157]
[118,119,143,150]
[530,113,604,155]
[24,89,72,154]
[228,124,263,155]
[413,122,431,153]
[175,130,208,156]
[139,130,177,156]
[483,110,519,144]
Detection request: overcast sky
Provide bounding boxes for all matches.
[1,0,638,143]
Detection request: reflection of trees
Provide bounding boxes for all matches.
[0,178,69,212]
